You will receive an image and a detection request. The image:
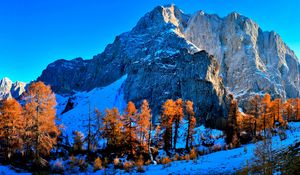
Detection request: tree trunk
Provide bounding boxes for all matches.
[173,117,179,150]
[186,117,191,151]
[148,122,153,162]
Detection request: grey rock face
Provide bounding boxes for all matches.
[38,5,300,117]
[0,77,26,100]
[38,58,90,94]
[184,11,300,101]
[124,49,230,125]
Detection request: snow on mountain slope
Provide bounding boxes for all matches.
[56,75,127,138]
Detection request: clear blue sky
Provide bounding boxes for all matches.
[0,0,299,82]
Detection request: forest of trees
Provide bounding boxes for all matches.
[0,82,59,168]
[225,93,300,147]
[0,82,299,173]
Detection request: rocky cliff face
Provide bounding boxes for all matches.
[37,5,300,118]
[0,77,26,100]
[124,49,229,124]
[183,11,300,101]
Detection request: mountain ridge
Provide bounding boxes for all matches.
[37,5,299,121]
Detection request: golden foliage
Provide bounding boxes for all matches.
[24,81,59,157]
[189,148,197,160]
[185,100,196,150]
[0,98,24,158]
[137,100,151,153]
[123,161,134,172]
[136,155,145,172]
[93,157,103,171]
[101,108,123,150]
[161,156,172,165]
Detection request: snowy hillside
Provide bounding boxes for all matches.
[56,75,127,139]
[97,122,300,175]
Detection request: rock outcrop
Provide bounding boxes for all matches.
[124,49,229,124]
[0,77,26,100]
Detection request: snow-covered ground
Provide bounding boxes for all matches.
[56,75,127,139]
[144,123,300,175]
[97,122,300,175]
[0,165,30,175]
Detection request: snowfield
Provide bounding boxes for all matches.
[146,123,300,175]
[0,165,30,175]
[56,75,127,139]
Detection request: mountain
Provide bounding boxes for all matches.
[0,77,26,100]
[38,5,300,122]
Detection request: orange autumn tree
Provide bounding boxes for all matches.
[0,98,24,160]
[154,124,163,148]
[260,94,273,135]
[225,98,240,147]
[247,94,262,136]
[283,99,294,122]
[271,98,283,127]
[24,81,59,163]
[122,101,138,156]
[162,99,176,151]
[294,98,300,120]
[137,100,152,153]
[185,100,196,151]
[237,113,256,137]
[173,98,184,150]
[101,108,123,152]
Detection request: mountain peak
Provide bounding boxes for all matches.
[0,77,26,100]
[1,77,12,83]
[39,5,300,102]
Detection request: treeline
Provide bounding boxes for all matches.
[0,82,59,167]
[75,99,197,158]
[67,98,198,173]
[1,81,300,173]
[225,93,300,147]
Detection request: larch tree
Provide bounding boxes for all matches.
[295,98,300,120]
[137,100,151,153]
[185,100,196,151]
[84,102,97,152]
[173,98,184,150]
[24,81,59,164]
[226,98,240,147]
[238,114,256,137]
[260,94,272,135]
[154,124,162,148]
[0,98,24,160]
[73,131,84,152]
[271,98,283,126]
[122,101,138,156]
[94,108,103,146]
[161,99,176,152]
[101,108,123,152]
[283,99,294,122]
[247,95,262,136]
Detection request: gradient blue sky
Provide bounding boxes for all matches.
[0,0,299,82]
